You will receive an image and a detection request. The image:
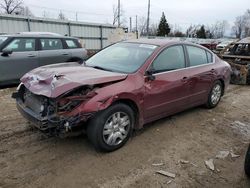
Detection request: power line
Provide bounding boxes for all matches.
[28,4,114,17]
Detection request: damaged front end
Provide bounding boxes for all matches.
[220,38,250,85]
[12,84,97,136]
[226,58,250,85]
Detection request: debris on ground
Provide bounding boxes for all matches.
[152,163,164,166]
[1,85,250,187]
[166,180,172,184]
[205,159,215,171]
[231,121,250,139]
[230,152,240,158]
[216,151,230,159]
[179,159,190,164]
[190,162,198,167]
[156,170,176,178]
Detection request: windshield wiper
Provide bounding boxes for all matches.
[91,66,113,72]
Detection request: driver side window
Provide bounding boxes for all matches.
[5,38,35,52]
[152,45,185,73]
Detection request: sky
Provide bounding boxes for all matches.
[24,0,249,32]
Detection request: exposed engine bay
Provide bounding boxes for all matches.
[13,84,97,136]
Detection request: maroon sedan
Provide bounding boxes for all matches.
[13,39,231,152]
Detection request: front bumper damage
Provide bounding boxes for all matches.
[12,87,94,136]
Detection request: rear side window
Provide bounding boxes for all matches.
[5,38,35,52]
[186,45,208,66]
[152,45,186,73]
[206,51,213,63]
[40,38,63,50]
[65,39,78,48]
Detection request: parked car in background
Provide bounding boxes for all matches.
[215,40,235,52]
[0,32,87,86]
[198,39,217,51]
[13,39,231,152]
[220,37,250,85]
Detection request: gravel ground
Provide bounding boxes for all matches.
[0,85,250,188]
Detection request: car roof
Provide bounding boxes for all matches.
[0,33,77,39]
[236,37,250,44]
[123,38,203,48]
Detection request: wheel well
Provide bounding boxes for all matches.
[67,57,82,62]
[113,99,139,129]
[218,79,225,96]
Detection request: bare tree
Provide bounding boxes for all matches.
[186,24,200,37]
[149,23,158,36]
[58,11,67,20]
[16,6,33,17]
[209,20,228,38]
[232,16,246,38]
[112,3,126,27]
[243,9,250,37]
[0,0,23,14]
[137,16,147,36]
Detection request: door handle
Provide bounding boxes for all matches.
[62,53,69,56]
[27,54,36,57]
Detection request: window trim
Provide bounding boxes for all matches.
[64,38,80,49]
[185,44,210,67]
[148,44,215,76]
[206,51,213,63]
[148,44,187,74]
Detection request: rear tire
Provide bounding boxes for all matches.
[87,103,134,152]
[206,80,223,108]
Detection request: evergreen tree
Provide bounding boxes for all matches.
[196,25,206,38]
[157,12,171,36]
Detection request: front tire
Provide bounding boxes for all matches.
[206,80,223,109]
[87,103,134,152]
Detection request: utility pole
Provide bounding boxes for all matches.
[146,0,150,36]
[118,0,121,27]
[76,12,78,21]
[130,17,132,32]
[136,15,138,32]
[136,15,138,39]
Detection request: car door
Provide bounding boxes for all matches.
[0,37,38,83]
[185,45,216,106]
[38,38,72,67]
[143,45,191,122]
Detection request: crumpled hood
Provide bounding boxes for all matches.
[21,62,127,98]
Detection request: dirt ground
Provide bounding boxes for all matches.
[0,85,250,188]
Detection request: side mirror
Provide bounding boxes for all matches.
[145,69,156,81]
[1,48,13,56]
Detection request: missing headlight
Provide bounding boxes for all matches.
[56,85,97,113]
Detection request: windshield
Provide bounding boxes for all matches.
[85,42,158,73]
[0,36,8,46]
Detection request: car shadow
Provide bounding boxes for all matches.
[0,83,18,90]
[133,106,205,137]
